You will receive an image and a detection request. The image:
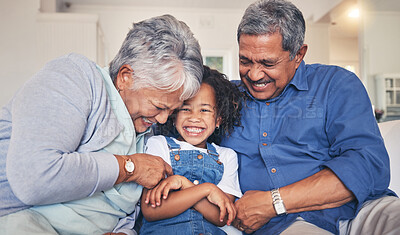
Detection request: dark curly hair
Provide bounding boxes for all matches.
[155,65,243,145]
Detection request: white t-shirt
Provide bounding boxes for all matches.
[145,136,242,198]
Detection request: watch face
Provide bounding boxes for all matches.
[125,160,135,173]
[274,201,286,215]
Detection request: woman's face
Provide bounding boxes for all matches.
[175,83,221,149]
[116,65,183,133]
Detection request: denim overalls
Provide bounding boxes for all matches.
[140,137,226,235]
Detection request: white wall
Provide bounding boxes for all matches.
[0,0,41,107]
[330,37,359,77]
[361,11,400,104]
[0,1,331,107]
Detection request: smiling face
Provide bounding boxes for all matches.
[115,64,183,134]
[175,83,221,149]
[121,88,183,133]
[239,33,306,100]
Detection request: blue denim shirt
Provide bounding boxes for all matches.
[220,61,395,234]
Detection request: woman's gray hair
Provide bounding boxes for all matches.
[109,14,203,100]
[237,0,305,60]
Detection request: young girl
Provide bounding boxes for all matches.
[139,66,244,235]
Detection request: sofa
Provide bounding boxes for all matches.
[378,119,400,195]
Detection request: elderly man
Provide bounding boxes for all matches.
[221,0,400,234]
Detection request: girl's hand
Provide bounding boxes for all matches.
[205,184,237,226]
[144,175,192,207]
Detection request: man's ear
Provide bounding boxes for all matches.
[114,64,134,91]
[294,44,308,68]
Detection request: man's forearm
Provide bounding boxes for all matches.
[282,168,355,213]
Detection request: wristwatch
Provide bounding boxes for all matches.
[124,157,135,176]
[271,188,287,216]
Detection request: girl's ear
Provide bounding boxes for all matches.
[216,116,222,129]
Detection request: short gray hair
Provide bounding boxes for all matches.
[109,14,203,100]
[237,0,305,60]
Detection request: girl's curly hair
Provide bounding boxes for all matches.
[156,65,244,145]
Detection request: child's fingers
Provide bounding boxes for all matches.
[162,184,171,199]
[145,189,152,204]
[226,202,236,226]
[154,183,166,206]
[218,202,227,223]
[149,186,159,207]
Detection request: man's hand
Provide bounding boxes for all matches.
[233,190,275,234]
[116,153,173,188]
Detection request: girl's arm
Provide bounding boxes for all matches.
[192,193,236,226]
[141,175,236,226]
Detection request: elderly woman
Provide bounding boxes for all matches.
[0,15,203,234]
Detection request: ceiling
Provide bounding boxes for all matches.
[59,0,400,39]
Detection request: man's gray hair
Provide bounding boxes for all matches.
[237,0,305,60]
[109,14,203,100]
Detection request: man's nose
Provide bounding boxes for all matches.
[248,64,264,81]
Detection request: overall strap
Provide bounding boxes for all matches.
[165,136,181,150]
[206,142,218,156]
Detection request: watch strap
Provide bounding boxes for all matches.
[271,188,287,215]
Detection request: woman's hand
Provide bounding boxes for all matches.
[115,153,173,188]
[144,175,193,207]
[204,183,237,226]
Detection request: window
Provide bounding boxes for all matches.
[202,50,232,80]
[385,77,400,107]
[374,74,400,122]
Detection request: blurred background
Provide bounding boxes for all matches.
[1,0,399,121]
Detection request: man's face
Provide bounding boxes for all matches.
[239,33,302,100]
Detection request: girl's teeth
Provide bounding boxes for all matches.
[185,127,203,133]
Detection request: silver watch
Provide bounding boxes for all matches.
[271,188,287,215]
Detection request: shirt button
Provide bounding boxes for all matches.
[262,143,268,146]
[193,180,199,185]
[174,154,180,161]
[263,132,268,137]
[271,168,277,173]
[266,102,270,106]
[197,154,203,160]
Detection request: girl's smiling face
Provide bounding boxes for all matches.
[175,83,221,149]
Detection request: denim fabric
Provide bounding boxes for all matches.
[140,137,226,235]
[221,62,394,234]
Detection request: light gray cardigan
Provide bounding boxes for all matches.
[0,53,121,216]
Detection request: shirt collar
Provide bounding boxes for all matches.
[288,60,308,91]
[96,65,150,154]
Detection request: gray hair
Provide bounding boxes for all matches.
[237,0,305,60]
[109,14,203,100]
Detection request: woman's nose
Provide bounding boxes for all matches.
[155,110,169,124]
